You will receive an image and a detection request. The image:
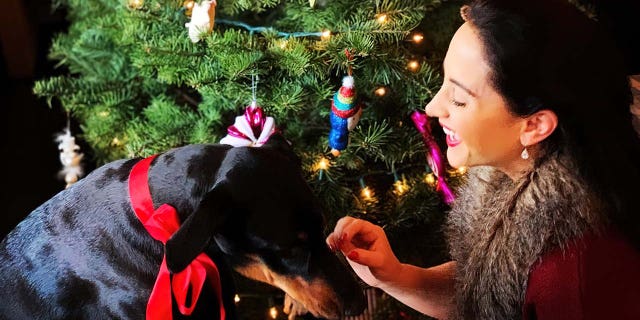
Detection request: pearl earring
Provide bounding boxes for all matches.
[521,147,529,160]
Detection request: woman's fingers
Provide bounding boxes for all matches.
[346,248,384,268]
[326,216,383,254]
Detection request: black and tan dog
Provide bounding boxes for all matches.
[0,134,365,319]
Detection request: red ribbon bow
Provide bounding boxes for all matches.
[411,111,455,205]
[129,155,226,320]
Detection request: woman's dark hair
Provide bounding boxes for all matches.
[464,0,640,248]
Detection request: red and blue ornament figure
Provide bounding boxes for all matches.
[329,50,362,157]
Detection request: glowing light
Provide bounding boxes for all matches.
[269,306,278,319]
[128,0,143,9]
[457,166,468,175]
[98,111,110,117]
[376,14,388,23]
[361,187,373,200]
[412,33,424,43]
[317,157,330,170]
[184,0,194,10]
[112,137,121,146]
[374,87,387,97]
[408,60,420,71]
[279,40,288,49]
[321,30,331,40]
[394,179,408,196]
[234,294,240,303]
[425,173,436,186]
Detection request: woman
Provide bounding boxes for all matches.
[326,0,640,319]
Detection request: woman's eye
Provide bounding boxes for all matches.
[450,98,466,107]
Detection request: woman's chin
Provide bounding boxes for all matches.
[446,148,467,169]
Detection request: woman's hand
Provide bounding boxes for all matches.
[325,216,403,289]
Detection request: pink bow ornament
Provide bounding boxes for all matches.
[220,104,276,147]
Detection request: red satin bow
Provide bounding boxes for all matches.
[129,155,226,320]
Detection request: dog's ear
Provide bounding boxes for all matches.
[165,182,231,273]
[263,133,300,164]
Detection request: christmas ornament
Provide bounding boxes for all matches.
[185,0,216,43]
[56,127,84,188]
[411,111,455,205]
[128,0,144,9]
[328,50,363,157]
[183,0,195,16]
[220,101,277,147]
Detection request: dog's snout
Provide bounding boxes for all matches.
[343,289,367,316]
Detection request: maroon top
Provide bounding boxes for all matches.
[523,228,640,319]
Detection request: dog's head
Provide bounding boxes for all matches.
[165,134,366,319]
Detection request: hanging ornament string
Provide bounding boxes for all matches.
[328,49,363,157]
[56,112,84,189]
[411,110,455,205]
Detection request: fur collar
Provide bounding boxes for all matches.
[446,152,606,319]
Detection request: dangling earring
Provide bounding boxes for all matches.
[521,147,529,160]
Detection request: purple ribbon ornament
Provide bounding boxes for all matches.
[411,110,455,205]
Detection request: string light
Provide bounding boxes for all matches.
[234,294,240,303]
[359,178,374,200]
[412,33,424,43]
[374,86,387,97]
[111,137,121,146]
[128,0,143,9]
[376,13,388,24]
[278,39,288,49]
[321,30,332,40]
[269,306,278,319]
[457,166,468,175]
[408,60,420,71]
[425,173,436,186]
[393,173,408,196]
[317,157,330,170]
[98,111,110,117]
[315,157,330,180]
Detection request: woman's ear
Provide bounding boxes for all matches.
[520,109,558,147]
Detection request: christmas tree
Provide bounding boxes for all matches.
[34,0,464,318]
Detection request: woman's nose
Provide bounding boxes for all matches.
[424,88,448,118]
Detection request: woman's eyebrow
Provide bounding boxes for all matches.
[449,78,477,97]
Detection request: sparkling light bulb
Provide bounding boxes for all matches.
[234,294,240,303]
[374,87,387,97]
[269,306,278,319]
[321,30,331,40]
[376,14,388,23]
[317,157,330,170]
[128,0,143,9]
[425,173,436,186]
[412,33,424,43]
[408,60,420,71]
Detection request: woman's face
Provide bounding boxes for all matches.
[425,22,526,173]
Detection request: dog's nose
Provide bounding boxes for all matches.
[343,289,367,316]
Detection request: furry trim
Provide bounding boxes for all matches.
[446,152,606,319]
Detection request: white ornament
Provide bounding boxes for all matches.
[56,128,84,188]
[185,0,216,43]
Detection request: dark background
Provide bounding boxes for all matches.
[1,0,639,240]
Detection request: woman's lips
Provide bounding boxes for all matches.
[441,124,462,147]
